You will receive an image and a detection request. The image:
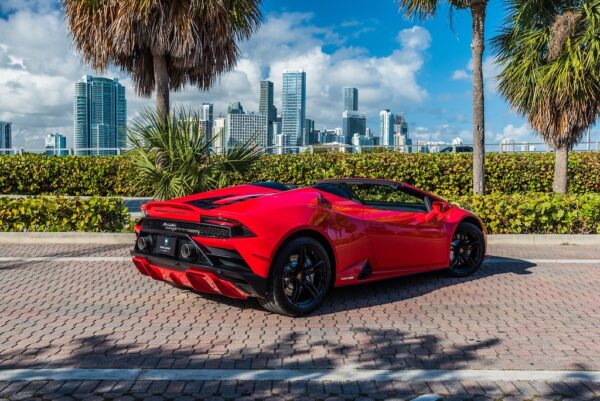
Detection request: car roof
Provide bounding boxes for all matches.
[314,178,442,201]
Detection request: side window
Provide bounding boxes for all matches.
[349,183,428,212]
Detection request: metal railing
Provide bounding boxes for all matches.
[1,141,599,156]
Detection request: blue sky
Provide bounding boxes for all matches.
[0,0,594,147]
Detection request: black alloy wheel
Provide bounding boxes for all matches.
[448,222,485,277]
[259,237,332,317]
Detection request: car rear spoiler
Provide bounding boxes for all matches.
[143,201,200,222]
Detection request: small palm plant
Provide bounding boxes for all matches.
[129,108,262,200]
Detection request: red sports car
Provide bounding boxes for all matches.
[131,179,486,316]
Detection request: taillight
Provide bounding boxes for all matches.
[200,216,254,237]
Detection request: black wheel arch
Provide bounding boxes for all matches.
[454,216,487,256]
[460,216,485,234]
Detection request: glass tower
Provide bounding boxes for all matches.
[282,69,306,149]
[380,109,395,147]
[0,121,11,154]
[343,87,358,112]
[73,75,127,155]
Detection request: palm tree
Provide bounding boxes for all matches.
[396,0,488,195]
[493,0,600,194]
[63,0,261,122]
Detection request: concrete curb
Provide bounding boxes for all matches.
[0,232,135,244]
[0,232,599,245]
[487,234,600,245]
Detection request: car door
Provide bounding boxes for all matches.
[349,183,448,271]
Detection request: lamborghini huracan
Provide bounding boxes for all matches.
[131,179,486,316]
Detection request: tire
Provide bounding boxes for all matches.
[447,222,485,277]
[259,236,333,317]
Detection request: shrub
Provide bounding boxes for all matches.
[0,196,129,232]
[0,154,124,196]
[245,152,600,196]
[450,193,600,234]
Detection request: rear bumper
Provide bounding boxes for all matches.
[131,252,268,299]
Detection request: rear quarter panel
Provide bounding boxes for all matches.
[212,188,372,284]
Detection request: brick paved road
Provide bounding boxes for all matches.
[0,242,599,400]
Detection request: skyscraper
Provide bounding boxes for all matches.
[282,69,306,150]
[380,109,394,147]
[259,80,277,147]
[0,121,11,154]
[343,87,358,112]
[201,103,214,142]
[201,103,214,122]
[342,111,366,144]
[45,133,67,156]
[259,81,277,122]
[74,75,126,155]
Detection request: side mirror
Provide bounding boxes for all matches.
[431,201,450,214]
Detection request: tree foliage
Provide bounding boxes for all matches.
[63,0,262,96]
[493,0,600,150]
[128,108,262,200]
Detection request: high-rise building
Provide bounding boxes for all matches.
[342,110,366,145]
[275,133,287,155]
[201,103,214,142]
[282,69,306,150]
[303,118,316,146]
[73,75,126,155]
[201,103,214,122]
[259,81,277,122]
[380,109,394,147]
[0,121,11,154]
[45,133,67,156]
[259,81,278,147]
[343,87,358,112]
[213,117,226,153]
[225,110,268,149]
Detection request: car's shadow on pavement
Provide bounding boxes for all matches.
[312,256,537,316]
[182,256,537,317]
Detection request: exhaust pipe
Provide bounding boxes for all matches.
[180,242,196,259]
[137,236,153,250]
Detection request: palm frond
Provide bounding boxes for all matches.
[63,0,262,97]
[128,107,260,200]
[493,0,600,150]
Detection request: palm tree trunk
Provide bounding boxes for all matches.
[153,53,170,124]
[553,145,569,194]
[470,0,487,195]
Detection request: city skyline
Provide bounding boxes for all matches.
[1,0,598,150]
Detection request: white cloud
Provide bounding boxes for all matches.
[450,56,499,91]
[452,69,469,81]
[0,6,431,148]
[494,123,533,142]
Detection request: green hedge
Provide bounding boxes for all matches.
[1,152,600,196]
[0,193,597,234]
[0,154,133,196]
[450,193,600,234]
[245,152,600,197]
[0,196,129,232]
